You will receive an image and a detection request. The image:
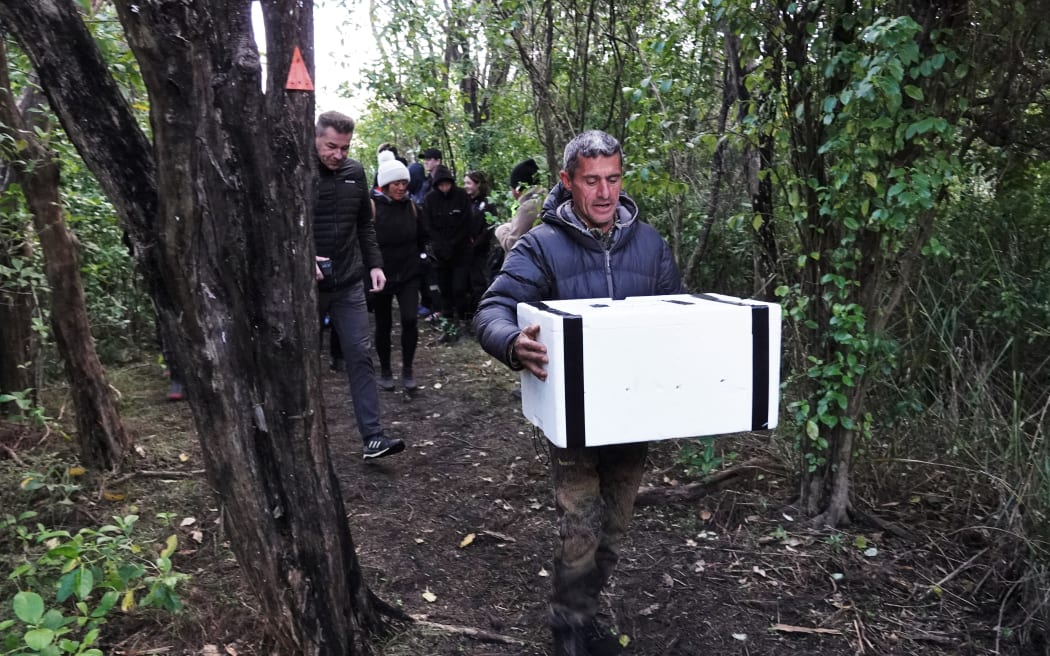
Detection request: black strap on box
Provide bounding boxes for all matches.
[690,295,771,430]
[527,302,586,447]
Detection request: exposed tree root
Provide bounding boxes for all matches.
[635,457,782,505]
[407,615,528,646]
[1,443,27,467]
[105,468,207,486]
[370,590,413,623]
[848,502,914,540]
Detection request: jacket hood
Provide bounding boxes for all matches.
[540,182,639,235]
[431,164,455,187]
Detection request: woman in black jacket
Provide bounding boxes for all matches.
[372,151,428,391]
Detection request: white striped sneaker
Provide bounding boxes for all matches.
[362,435,405,460]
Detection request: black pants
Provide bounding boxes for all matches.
[371,279,420,375]
[434,260,472,320]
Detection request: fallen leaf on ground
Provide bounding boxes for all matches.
[422,588,437,603]
[459,533,476,548]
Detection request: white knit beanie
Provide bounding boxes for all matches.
[376,150,410,188]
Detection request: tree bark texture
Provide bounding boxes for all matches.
[0,188,36,403]
[683,32,739,286]
[24,159,131,470]
[0,81,43,405]
[0,1,378,652]
[0,38,130,467]
[495,0,571,179]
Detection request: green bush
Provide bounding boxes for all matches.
[0,512,189,655]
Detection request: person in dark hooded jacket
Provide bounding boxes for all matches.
[473,130,682,656]
[421,163,479,324]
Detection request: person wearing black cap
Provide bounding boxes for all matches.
[495,157,547,254]
[421,163,477,329]
[418,147,443,202]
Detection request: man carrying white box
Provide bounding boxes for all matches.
[474,130,683,656]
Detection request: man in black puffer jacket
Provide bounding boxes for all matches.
[314,111,404,460]
[474,130,682,656]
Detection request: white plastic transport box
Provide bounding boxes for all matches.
[516,293,781,448]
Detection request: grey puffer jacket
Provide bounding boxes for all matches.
[473,182,683,368]
[314,158,383,292]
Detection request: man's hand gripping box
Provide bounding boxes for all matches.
[516,294,781,448]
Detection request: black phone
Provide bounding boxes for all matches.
[318,259,333,277]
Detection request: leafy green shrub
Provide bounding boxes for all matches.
[676,439,735,476]
[17,467,81,508]
[0,391,50,428]
[0,512,189,655]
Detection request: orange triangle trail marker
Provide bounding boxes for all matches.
[285,46,314,91]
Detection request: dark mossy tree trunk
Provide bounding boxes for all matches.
[0,76,40,408]
[744,28,780,302]
[0,39,131,469]
[0,1,383,652]
[0,188,36,406]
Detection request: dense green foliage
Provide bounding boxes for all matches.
[1,6,153,374]
[0,510,188,656]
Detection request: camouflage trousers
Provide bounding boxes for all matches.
[547,441,648,627]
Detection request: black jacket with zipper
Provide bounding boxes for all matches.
[314,158,383,291]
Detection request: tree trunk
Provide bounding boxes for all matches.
[496,0,572,178]
[0,1,382,652]
[0,38,130,467]
[0,81,42,407]
[683,32,740,286]
[0,189,36,405]
[746,36,779,302]
[26,159,131,470]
